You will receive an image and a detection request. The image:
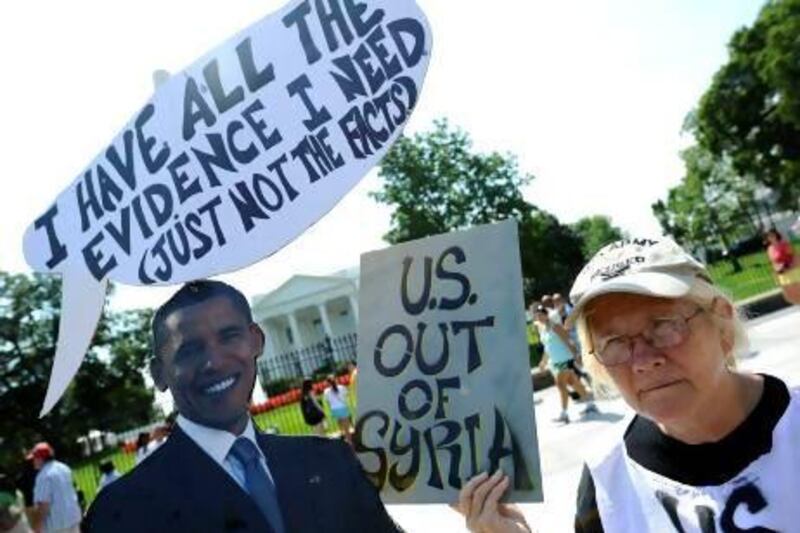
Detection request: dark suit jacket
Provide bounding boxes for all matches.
[83,426,402,532]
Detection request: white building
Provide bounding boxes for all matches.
[251,267,360,384]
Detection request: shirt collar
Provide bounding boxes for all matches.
[176,415,263,467]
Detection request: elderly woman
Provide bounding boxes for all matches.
[454,238,799,532]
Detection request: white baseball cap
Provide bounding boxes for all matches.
[567,237,711,323]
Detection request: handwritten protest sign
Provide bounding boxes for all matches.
[22,0,432,415]
[354,220,543,504]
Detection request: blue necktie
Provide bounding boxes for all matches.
[229,438,286,533]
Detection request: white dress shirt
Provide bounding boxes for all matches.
[176,415,275,489]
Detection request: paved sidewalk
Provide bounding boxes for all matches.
[386,307,800,532]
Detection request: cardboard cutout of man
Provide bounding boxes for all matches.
[84,280,401,532]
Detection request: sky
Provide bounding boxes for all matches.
[0,0,765,313]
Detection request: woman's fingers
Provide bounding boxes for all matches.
[481,474,510,517]
[458,472,489,515]
[469,471,504,524]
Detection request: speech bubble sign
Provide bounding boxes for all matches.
[23,0,432,416]
[354,220,543,504]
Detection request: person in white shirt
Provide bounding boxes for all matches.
[96,462,119,493]
[323,376,353,444]
[29,443,81,533]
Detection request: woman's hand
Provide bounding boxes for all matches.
[451,471,533,533]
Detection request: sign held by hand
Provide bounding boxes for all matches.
[23,0,432,415]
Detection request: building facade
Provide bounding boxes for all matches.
[251,267,360,385]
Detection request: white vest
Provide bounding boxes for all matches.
[586,386,800,532]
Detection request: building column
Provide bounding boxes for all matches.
[348,294,359,324]
[317,303,334,338]
[287,312,304,348]
[261,321,280,357]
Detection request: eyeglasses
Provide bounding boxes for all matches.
[592,307,704,366]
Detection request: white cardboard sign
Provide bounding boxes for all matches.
[22,0,432,415]
[355,221,543,504]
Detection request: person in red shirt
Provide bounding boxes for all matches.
[765,229,795,274]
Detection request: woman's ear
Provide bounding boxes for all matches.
[708,297,735,355]
[709,297,734,320]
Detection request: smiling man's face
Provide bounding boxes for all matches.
[152,296,263,435]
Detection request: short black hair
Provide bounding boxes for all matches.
[152,280,253,359]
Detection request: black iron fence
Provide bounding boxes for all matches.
[257,333,357,395]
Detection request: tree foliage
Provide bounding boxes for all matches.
[570,216,625,259]
[373,120,585,302]
[373,119,535,242]
[652,144,766,253]
[694,0,800,207]
[0,272,156,471]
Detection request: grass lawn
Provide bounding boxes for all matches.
[706,250,779,302]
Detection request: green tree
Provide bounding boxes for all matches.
[570,215,625,259]
[373,120,585,302]
[651,144,764,256]
[694,0,800,207]
[0,271,156,471]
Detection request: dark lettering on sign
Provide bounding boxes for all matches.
[343,0,384,37]
[168,152,204,204]
[287,74,332,132]
[82,232,117,281]
[398,379,432,420]
[314,0,354,52]
[235,37,276,93]
[183,77,217,142]
[386,18,426,69]
[434,377,460,419]
[356,407,525,494]
[338,76,417,159]
[353,410,390,489]
[388,422,419,492]
[241,99,283,152]
[267,154,299,202]
[227,121,260,164]
[435,246,471,310]
[290,127,344,184]
[137,195,227,285]
[398,247,477,315]
[95,165,124,212]
[451,317,494,373]
[190,133,236,189]
[104,207,132,255]
[227,161,301,233]
[203,59,245,115]
[374,324,413,378]
[414,322,449,375]
[282,0,322,65]
[105,130,137,191]
[283,0,385,65]
[76,170,103,232]
[423,420,462,490]
[34,204,68,269]
[400,256,433,316]
[135,104,170,174]
[464,413,481,479]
